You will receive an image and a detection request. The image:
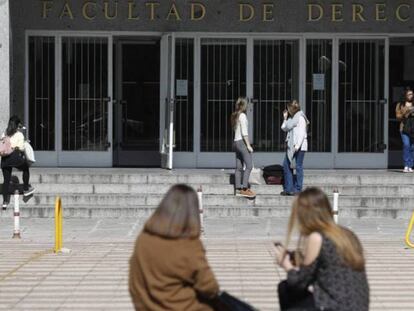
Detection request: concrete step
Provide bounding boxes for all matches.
[11,170,414,186]
[29,183,414,197]
[1,205,411,219]
[11,193,414,208]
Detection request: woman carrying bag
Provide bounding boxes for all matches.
[396,88,414,172]
[1,116,35,209]
[274,188,369,311]
[281,100,309,196]
[231,97,256,199]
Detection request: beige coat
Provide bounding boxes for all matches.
[129,231,219,311]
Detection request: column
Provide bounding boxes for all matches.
[0,0,10,132]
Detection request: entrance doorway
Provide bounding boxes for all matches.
[388,37,414,168]
[113,38,161,167]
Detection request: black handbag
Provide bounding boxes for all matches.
[211,291,257,311]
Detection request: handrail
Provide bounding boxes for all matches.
[54,197,63,253]
[405,211,414,248]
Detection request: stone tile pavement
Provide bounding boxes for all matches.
[0,217,413,310]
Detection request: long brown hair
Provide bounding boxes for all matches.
[401,88,414,107]
[285,187,365,271]
[231,97,248,130]
[287,100,301,116]
[144,184,201,239]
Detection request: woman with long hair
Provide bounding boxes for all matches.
[231,97,255,198]
[274,187,369,311]
[129,184,220,310]
[281,100,309,196]
[396,88,414,172]
[1,116,34,209]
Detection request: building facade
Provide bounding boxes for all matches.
[2,0,414,168]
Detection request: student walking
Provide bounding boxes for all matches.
[231,97,256,198]
[274,187,369,311]
[396,88,414,172]
[129,184,220,311]
[281,100,309,196]
[1,116,35,209]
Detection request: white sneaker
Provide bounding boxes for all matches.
[403,167,410,173]
[409,168,413,173]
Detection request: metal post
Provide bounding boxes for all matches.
[12,190,21,239]
[333,189,339,224]
[54,197,62,253]
[197,186,204,233]
[405,211,414,248]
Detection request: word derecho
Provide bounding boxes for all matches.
[40,1,414,23]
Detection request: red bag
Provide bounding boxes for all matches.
[0,136,13,157]
[265,175,283,185]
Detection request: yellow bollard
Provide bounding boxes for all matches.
[54,197,63,253]
[405,211,414,248]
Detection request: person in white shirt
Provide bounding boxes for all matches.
[230,97,256,198]
[1,116,35,209]
[280,100,309,196]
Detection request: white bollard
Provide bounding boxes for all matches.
[197,186,204,233]
[13,190,21,239]
[333,189,339,224]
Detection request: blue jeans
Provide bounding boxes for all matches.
[401,132,414,168]
[283,151,305,193]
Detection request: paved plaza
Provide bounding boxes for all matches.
[0,217,413,310]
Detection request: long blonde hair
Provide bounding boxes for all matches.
[285,187,365,271]
[231,97,248,130]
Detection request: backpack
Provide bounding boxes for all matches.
[403,116,414,138]
[0,136,13,157]
[263,164,284,185]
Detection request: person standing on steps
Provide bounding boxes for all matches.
[281,100,309,196]
[396,88,414,173]
[231,97,256,199]
[1,116,35,210]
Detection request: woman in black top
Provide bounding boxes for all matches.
[274,187,369,311]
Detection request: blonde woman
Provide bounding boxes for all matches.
[231,97,255,198]
[274,188,369,311]
[129,184,219,310]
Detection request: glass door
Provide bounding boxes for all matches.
[335,39,388,168]
[197,38,247,167]
[252,39,299,152]
[114,38,161,167]
[59,36,113,166]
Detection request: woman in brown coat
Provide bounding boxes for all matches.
[129,184,219,311]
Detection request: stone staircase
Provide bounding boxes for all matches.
[1,168,414,218]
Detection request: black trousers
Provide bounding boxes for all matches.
[1,151,30,203]
[278,280,317,311]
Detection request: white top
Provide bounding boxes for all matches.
[281,112,308,151]
[293,115,308,151]
[234,113,249,141]
[2,131,25,150]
